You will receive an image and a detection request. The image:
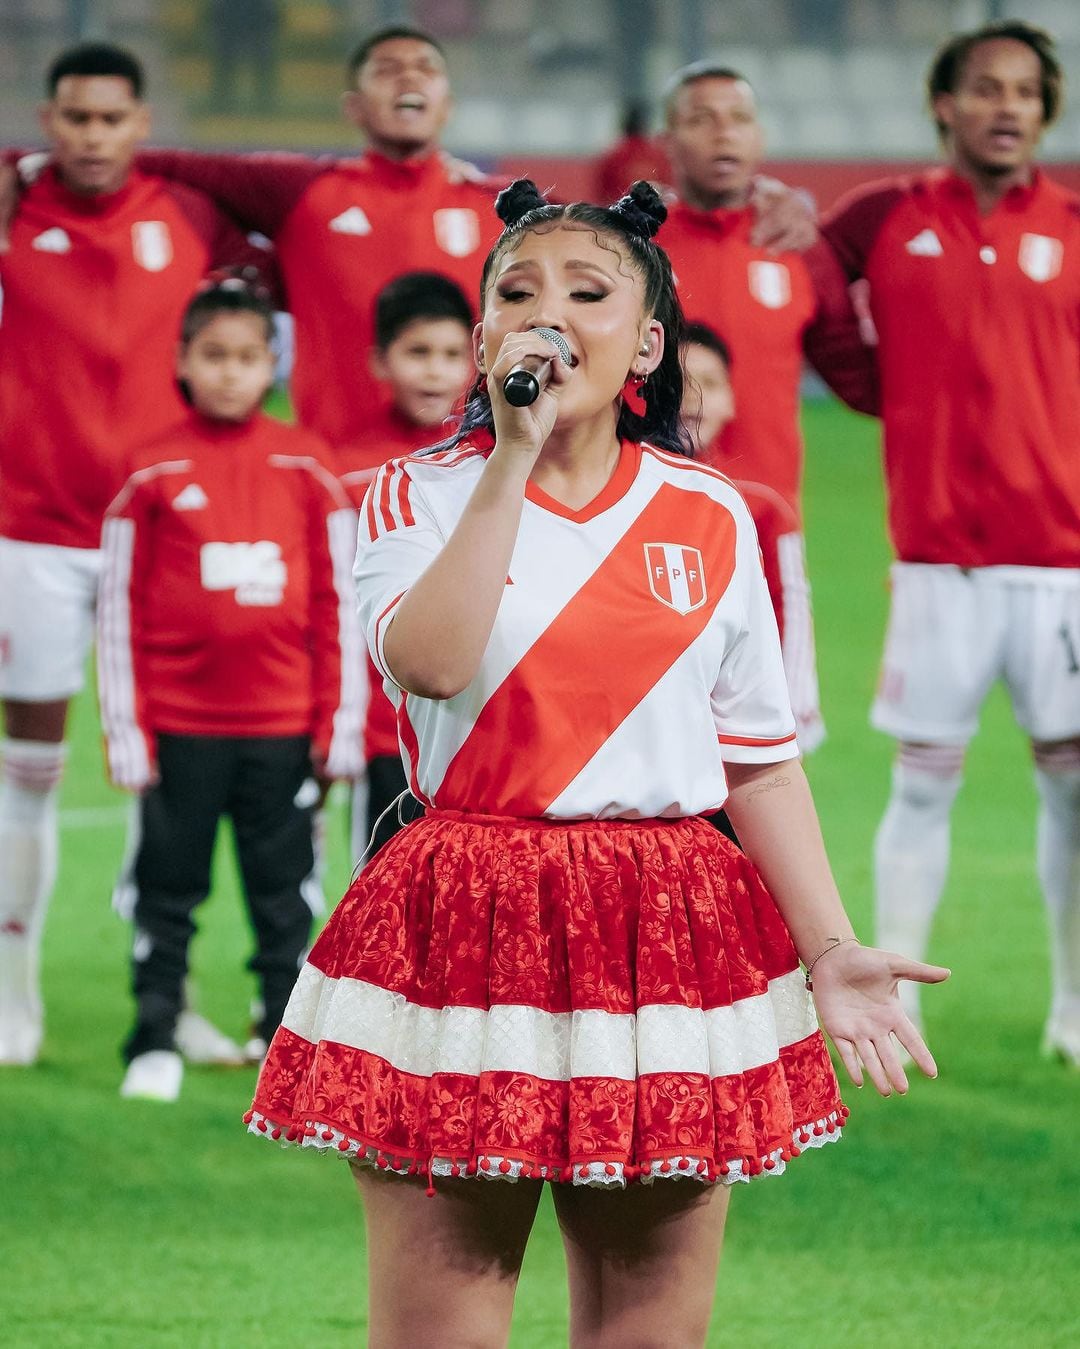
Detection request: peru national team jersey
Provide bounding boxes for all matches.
[98,412,365,783]
[0,167,263,549]
[662,201,877,519]
[823,168,1080,567]
[355,440,798,819]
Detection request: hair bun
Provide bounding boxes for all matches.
[611,180,667,239]
[495,178,549,228]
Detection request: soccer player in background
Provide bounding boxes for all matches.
[680,322,820,748]
[338,271,474,863]
[0,43,269,1066]
[659,62,878,752]
[132,24,503,447]
[821,21,1080,1062]
[97,279,364,1101]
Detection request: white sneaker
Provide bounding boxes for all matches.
[0,996,43,1065]
[243,1035,268,1065]
[120,1050,184,1101]
[175,1010,245,1066]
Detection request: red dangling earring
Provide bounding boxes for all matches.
[621,372,648,417]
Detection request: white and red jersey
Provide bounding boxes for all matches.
[97,412,365,787]
[339,405,456,763]
[355,440,798,820]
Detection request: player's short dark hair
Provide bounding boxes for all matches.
[46,42,145,99]
[180,272,276,346]
[374,272,473,350]
[346,25,445,87]
[683,322,732,370]
[928,20,1063,134]
[662,62,752,125]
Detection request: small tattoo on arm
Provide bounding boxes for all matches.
[746,774,791,801]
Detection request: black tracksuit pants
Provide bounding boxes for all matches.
[364,753,424,859]
[123,733,318,1062]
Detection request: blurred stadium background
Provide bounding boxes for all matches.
[5,4,1080,1346]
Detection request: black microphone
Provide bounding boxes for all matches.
[502,328,572,407]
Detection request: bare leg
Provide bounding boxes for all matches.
[552,1179,731,1349]
[4,698,69,743]
[352,1167,544,1349]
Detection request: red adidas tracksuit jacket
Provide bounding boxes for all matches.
[97,411,365,786]
[0,166,265,550]
[822,167,1080,568]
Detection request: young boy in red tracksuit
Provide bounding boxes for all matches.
[98,278,364,1101]
[338,271,473,862]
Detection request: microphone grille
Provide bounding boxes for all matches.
[530,327,571,366]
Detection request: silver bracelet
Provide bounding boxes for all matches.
[803,936,859,990]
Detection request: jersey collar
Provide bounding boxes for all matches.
[669,197,752,238]
[40,164,148,217]
[525,439,644,523]
[936,164,1043,212]
[360,148,446,189]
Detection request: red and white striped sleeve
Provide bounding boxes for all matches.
[353,458,445,686]
[97,475,157,792]
[709,498,799,764]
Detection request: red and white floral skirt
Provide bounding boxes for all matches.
[246,810,847,1188]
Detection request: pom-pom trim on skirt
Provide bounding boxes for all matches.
[247,810,848,1190]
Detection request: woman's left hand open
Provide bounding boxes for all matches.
[809,943,951,1096]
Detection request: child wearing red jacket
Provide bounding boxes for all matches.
[98,279,364,1101]
[338,271,473,861]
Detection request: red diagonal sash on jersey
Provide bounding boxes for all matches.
[437,483,738,814]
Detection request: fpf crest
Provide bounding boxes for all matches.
[644,543,707,614]
[433,208,481,257]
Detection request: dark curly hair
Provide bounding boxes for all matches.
[432,178,691,457]
[928,20,1063,138]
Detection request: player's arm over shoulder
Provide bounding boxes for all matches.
[138,149,332,237]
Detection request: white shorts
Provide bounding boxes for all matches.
[871,562,1080,745]
[0,536,101,701]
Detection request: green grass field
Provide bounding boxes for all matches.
[4,400,1079,1347]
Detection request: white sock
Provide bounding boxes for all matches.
[1033,751,1080,1035]
[873,744,964,1025]
[0,740,67,1043]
